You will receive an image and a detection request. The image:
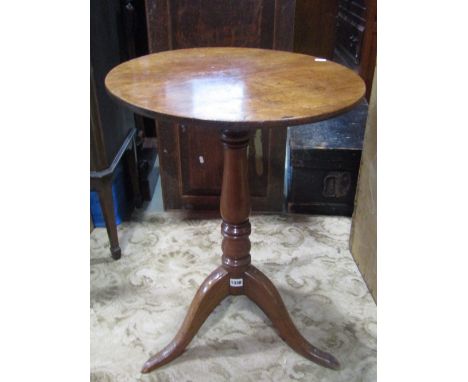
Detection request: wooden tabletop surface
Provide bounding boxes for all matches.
[105,47,365,128]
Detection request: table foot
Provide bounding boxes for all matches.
[244,266,340,370]
[141,266,230,373]
[142,264,339,373]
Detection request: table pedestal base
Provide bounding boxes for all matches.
[141,130,339,373]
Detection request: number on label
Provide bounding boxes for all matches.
[230,278,243,287]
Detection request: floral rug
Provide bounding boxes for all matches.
[91,212,376,382]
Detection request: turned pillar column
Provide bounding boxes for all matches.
[220,130,252,295]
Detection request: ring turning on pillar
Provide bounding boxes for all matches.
[141,129,340,373]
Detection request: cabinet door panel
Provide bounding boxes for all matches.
[169,0,275,49]
[180,125,223,196]
[179,126,270,197]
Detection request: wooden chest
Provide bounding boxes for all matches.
[286,100,368,216]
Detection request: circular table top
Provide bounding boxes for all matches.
[105,47,366,128]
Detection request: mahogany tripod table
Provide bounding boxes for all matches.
[105,47,365,373]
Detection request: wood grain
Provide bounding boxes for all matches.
[144,1,294,212]
[105,46,365,373]
[141,130,339,373]
[145,0,295,53]
[105,47,365,128]
[294,0,338,59]
[141,266,230,372]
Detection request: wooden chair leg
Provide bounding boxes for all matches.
[126,136,143,208]
[98,177,121,260]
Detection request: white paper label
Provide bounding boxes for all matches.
[230,278,243,287]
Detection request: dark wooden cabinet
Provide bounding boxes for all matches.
[294,0,338,59]
[333,0,376,100]
[294,0,376,100]
[146,0,295,52]
[334,0,367,68]
[91,0,135,170]
[145,0,296,211]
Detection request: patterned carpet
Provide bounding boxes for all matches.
[90,212,376,382]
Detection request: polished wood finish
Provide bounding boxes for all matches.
[244,266,339,369]
[142,266,230,372]
[141,131,338,373]
[220,131,253,283]
[105,48,365,128]
[293,0,376,101]
[105,47,364,373]
[145,0,295,211]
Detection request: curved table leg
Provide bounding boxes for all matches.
[141,266,230,373]
[141,130,339,374]
[244,265,340,370]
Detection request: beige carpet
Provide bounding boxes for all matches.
[91,212,376,382]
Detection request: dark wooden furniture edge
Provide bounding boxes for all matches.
[91,106,142,260]
[91,128,136,179]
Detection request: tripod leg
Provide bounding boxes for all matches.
[244,266,340,370]
[141,266,230,373]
